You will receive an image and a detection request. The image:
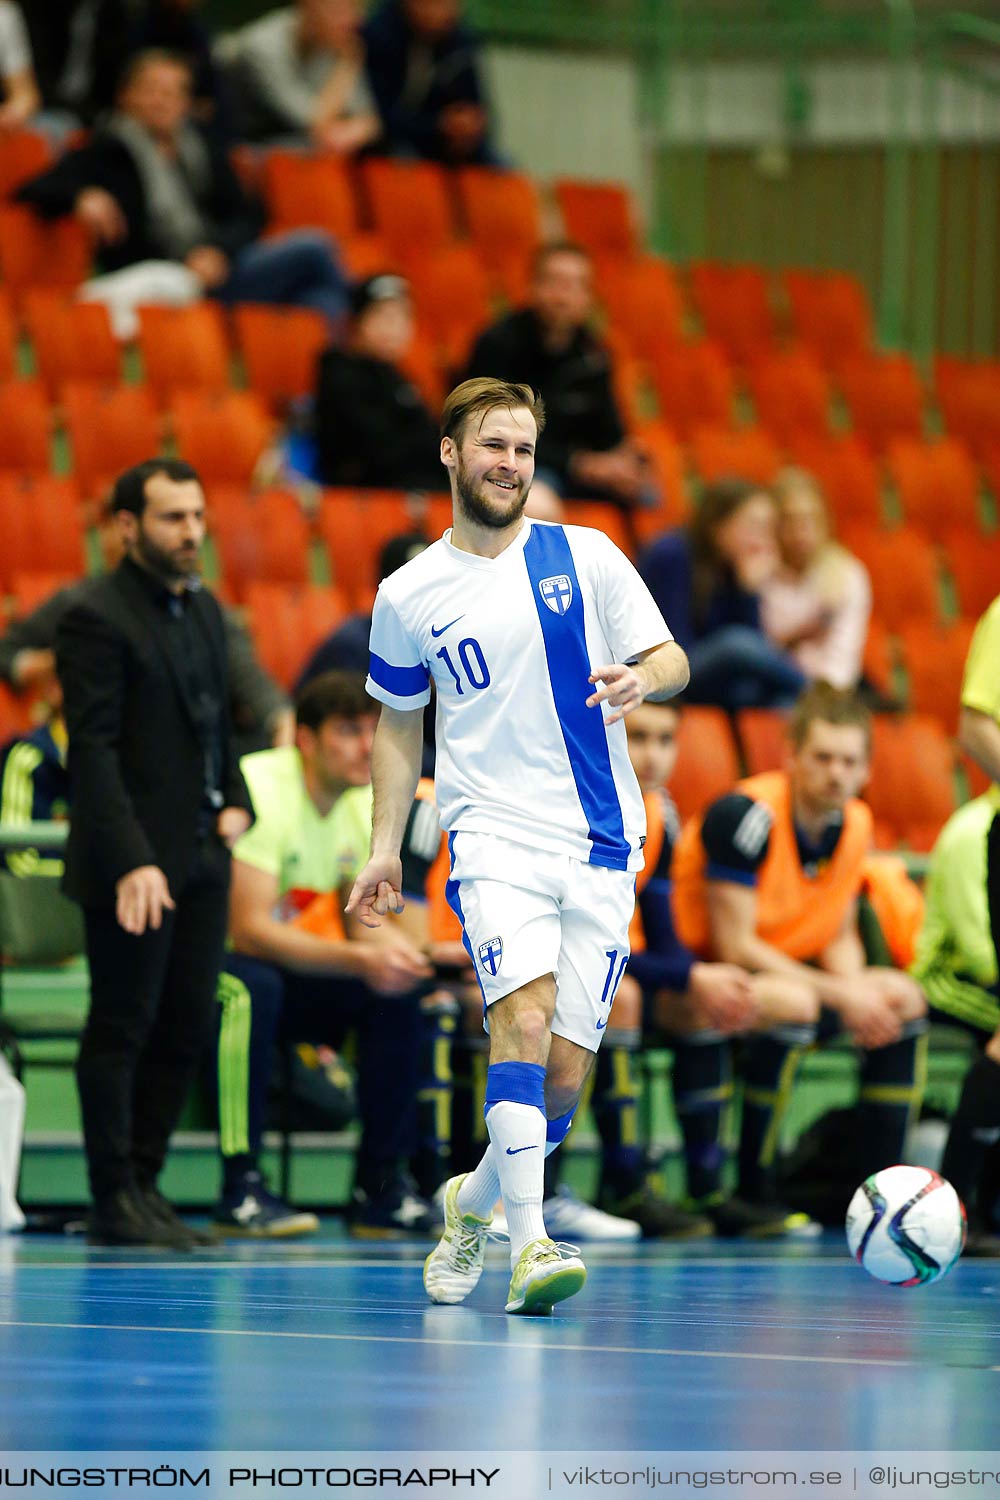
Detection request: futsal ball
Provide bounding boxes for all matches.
[845,1164,966,1286]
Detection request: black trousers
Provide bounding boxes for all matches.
[77,837,231,1202]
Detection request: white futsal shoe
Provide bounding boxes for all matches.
[423,1173,494,1304]
[505,1237,587,1315]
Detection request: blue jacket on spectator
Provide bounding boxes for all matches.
[637,528,760,654]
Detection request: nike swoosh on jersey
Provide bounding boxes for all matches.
[506,1145,539,1155]
[430,616,465,637]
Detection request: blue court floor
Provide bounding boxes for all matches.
[1,1226,998,1455]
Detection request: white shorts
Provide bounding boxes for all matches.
[445,831,636,1053]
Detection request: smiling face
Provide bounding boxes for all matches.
[441,404,537,531]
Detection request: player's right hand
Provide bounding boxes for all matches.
[345,854,404,929]
[835,979,904,1049]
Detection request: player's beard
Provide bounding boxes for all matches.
[455,455,529,530]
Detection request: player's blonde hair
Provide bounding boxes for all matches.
[440,378,546,448]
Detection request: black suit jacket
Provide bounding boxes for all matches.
[56,560,253,908]
[16,127,265,275]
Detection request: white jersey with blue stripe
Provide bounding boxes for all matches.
[366,520,673,873]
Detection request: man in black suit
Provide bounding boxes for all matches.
[56,459,254,1248]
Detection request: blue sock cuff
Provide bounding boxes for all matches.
[484,1060,546,1116]
[546,1109,575,1145]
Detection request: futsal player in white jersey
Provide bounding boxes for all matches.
[347,377,689,1314]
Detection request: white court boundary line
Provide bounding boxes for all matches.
[0,1254,851,1272]
[1,1317,994,1371]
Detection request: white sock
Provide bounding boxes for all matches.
[457,1132,563,1221]
[484,1100,547,1264]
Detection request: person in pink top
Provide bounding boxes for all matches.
[762,468,871,691]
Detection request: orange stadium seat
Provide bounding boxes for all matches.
[862,616,895,697]
[0,380,52,471]
[867,714,956,851]
[630,420,690,544]
[839,525,940,630]
[688,262,774,367]
[840,354,924,451]
[170,390,274,485]
[0,682,35,739]
[405,245,493,366]
[361,158,458,264]
[942,530,1000,621]
[0,475,84,584]
[786,433,883,527]
[649,340,735,441]
[260,150,388,279]
[747,349,832,444]
[887,436,980,540]
[783,269,873,369]
[62,382,163,502]
[554,178,640,260]
[736,708,788,775]
[669,706,741,822]
[897,619,976,733]
[935,357,1000,464]
[963,755,991,800]
[398,334,446,413]
[233,304,329,412]
[456,166,542,295]
[0,288,17,383]
[137,303,232,402]
[690,425,781,487]
[23,291,121,393]
[9,570,79,617]
[0,206,91,304]
[561,501,633,556]
[211,487,311,595]
[244,581,349,687]
[597,256,685,358]
[0,129,52,198]
[319,488,414,608]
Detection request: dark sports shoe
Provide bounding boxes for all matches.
[136,1185,212,1248]
[702,1195,813,1240]
[349,1177,436,1239]
[88,1187,188,1250]
[214,1171,320,1239]
[602,1184,714,1241]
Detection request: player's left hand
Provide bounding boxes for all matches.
[587,662,647,724]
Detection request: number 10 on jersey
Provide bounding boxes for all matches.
[436,638,491,695]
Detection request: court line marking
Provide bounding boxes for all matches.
[0,1255,854,1272]
[0,1318,989,1371]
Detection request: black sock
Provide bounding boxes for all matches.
[411,999,458,1199]
[222,1153,256,1194]
[671,1034,732,1203]
[858,1020,929,1175]
[593,1040,646,1202]
[738,1028,812,1202]
[941,1053,1000,1219]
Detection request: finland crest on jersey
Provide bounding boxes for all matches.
[540,574,572,615]
[365,520,674,873]
[478,936,503,976]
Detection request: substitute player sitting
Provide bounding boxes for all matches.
[347,376,688,1314]
[671,684,928,1199]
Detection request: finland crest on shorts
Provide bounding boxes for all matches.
[539,575,572,615]
[478,936,503,976]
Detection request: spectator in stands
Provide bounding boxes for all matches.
[363,0,493,164]
[24,0,130,128]
[671,683,928,1205]
[465,243,653,516]
[219,0,380,152]
[17,50,350,327]
[911,792,1000,1255]
[55,458,254,1250]
[124,0,228,131]
[761,468,871,691]
[638,478,806,711]
[0,1,40,131]
[0,563,293,759]
[314,273,443,490]
[214,671,437,1237]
